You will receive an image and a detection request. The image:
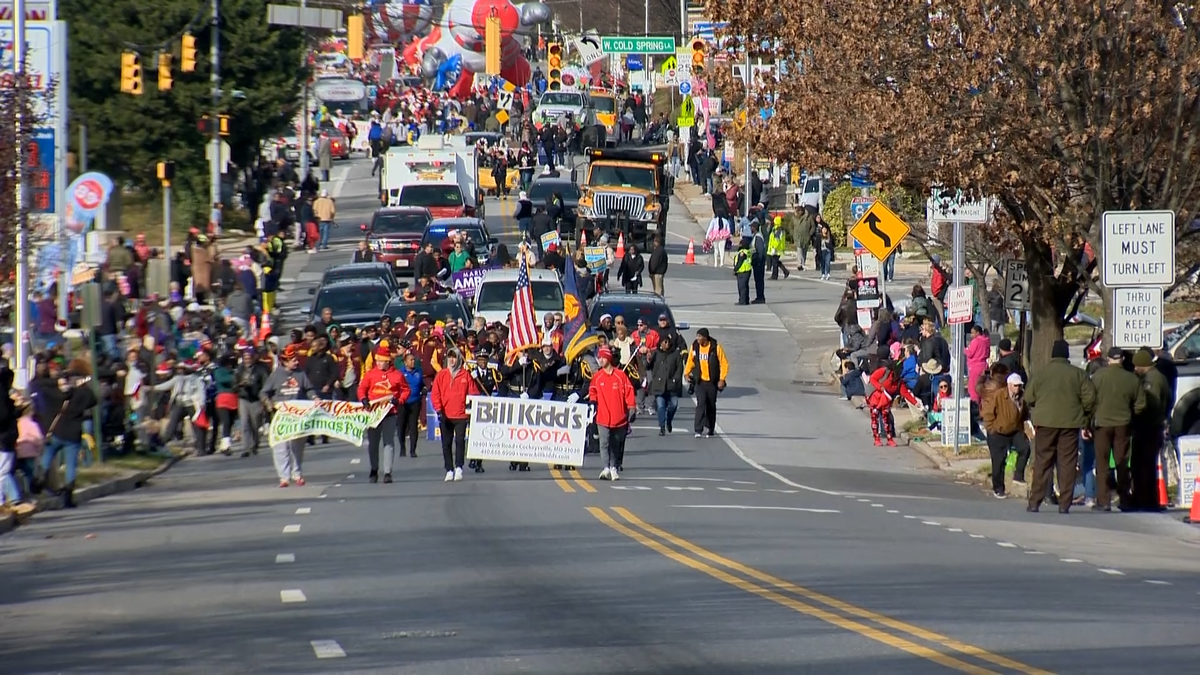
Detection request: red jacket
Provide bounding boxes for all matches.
[866,367,919,410]
[357,364,410,411]
[430,366,480,420]
[589,367,636,428]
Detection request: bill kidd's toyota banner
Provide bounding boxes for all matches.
[465,396,588,466]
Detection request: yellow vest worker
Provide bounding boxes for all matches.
[767,219,792,281]
[734,243,753,306]
[684,327,729,438]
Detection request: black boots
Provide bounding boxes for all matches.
[369,471,378,484]
[62,482,77,509]
[383,473,393,484]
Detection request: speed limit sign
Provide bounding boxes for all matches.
[1003,259,1030,310]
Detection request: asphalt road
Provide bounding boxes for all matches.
[3,155,1200,674]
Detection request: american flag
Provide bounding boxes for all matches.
[505,256,540,363]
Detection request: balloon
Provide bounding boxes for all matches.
[435,54,463,91]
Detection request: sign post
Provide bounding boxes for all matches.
[848,200,910,322]
[1101,209,1174,355]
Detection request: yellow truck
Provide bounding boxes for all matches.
[576,148,674,248]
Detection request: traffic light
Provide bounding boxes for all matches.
[484,13,501,75]
[156,161,176,185]
[219,114,230,137]
[691,38,706,77]
[120,52,143,95]
[547,43,563,91]
[158,53,173,91]
[198,115,212,134]
[347,15,364,60]
[181,33,197,72]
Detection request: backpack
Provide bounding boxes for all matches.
[911,296,931,317]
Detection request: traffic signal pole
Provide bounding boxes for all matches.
[210,0,222,207]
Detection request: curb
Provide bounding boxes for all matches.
[0,454,183,537]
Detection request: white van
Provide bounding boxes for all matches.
[472,268,565,325]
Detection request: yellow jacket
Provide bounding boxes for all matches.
[684,341,729,384]
[313,196,336,222]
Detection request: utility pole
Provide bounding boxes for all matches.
[210,0,222,207]
[299,0,311,182]
[678,0,686,39]
[743,49,751,219]
[13,0,30,389]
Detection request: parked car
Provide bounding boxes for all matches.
[362,206,433,275]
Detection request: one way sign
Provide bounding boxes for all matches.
[848,200,910,261]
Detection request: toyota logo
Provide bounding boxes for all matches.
[481,425,503,441]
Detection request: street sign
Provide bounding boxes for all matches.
[659,55,677,74]
[855,277,881,309]
[940,397,972,447]
[494,109,510,125]
[1178,436,1200,510]
[677,95,695,127]
[601,36,676,54]
[929,194,991,223]
[678,80,691,95]
[573,36,604,65]
[1111,287,1164,349]
[664,68,677,83]
[850,196,874,221]
[733,108,747,131]
[1003,259,1030,310]
[496,90,514,110]
[855,251,880,277]
[690,21,728,39]
[1101,210,1175,287]
[946,286,973,325]
[625,54,644,71]
[848,200,910,262]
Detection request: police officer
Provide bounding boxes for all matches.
[1131,348,1171,511]
[733,239,752,306]
[502,347,543,471]
[1089,347,1146,511]
[750,220,768,303]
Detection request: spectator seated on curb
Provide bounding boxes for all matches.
[839,359,866,403]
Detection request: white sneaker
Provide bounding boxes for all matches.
[695,433,702,438]
[610,468,620,481]
[599,467,611,480]
[453,467,464,481]
[444,471,454,482]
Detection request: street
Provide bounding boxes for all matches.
[3,155,1199,674]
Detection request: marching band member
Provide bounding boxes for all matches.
[466,347,503,473]
[358,345,410,484]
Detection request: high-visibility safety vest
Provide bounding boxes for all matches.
[734,249,752,274]
[767,227,788,256]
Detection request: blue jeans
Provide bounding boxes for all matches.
[819,249,833,276]
[41,435,82,486]
[318,221,332,250]
[1080,437,1097,500]
[101,334,119,359]
[655,393,679,428]
[518,217,531,236]
[883,253,896,281]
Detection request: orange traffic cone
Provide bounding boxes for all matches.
[683,238,697,265]
[249,315,259,344]
[1188,475,1200,524]
[615,233,626,259]
[259,312,272,342]
[1157,455,1170,508]
[579,229,587,248]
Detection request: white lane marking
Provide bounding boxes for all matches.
[610,485,652,490]
[904,515,917,519]
[1099,568,1125,576]
[886,509,900,514]
[630,477,728,482]
[295,507,312,515]
[1025,551,1046,555]
[1145,580,1171,585]
[856,498,871,503]
[351,458,361,464]
[329,166,351,199]
[664,486,705,491]
[969,534,986,539]
[766,489,798,494]
[347,474,356,479]
[997,542,1017,548]
[717,487,757,493]
[311,640,347,659]
[318,494,328,499]
[870,504,884,508]
[706,411,842,496]
[702,325,788,333]
[281,589,308,603]
[732,480,756,485]
[283,524,302,533]
[946,528,963,532]
[334,483,342,487]
[1060,558,1083,563]
[922,521,942,526]
[276,553,296,564]
[673,505,840,514]
[837,492,946,501]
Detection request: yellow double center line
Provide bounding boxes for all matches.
[589,506,1053,675]
[549,467,596,493]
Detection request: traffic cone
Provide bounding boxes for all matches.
[1157,454,1170,508]
[683,238,697,265]
[259,312,272,342]
[1187,475,1200,524]
[579,229,587,247]
[615,233,626,259]
[249,315,259,344]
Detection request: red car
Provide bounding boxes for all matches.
[326,128,351,160]
[362,206,432,276]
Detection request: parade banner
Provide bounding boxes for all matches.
[450,267,489,299]
[584,246,607,273]
[268,399,391,447]
[540,230,561,251]
[465,396,588,466]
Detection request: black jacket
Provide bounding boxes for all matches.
[0,369,15,452]
[50,382,98,444]
[530,212,553,240]
[648,245,668,276]
[306,351,340,392]
[413,251,439,280]
[918,334,952,372]
[647,348,684,396]
[618,253,645,285]
[236,362,271,401]
[353,249,376,263]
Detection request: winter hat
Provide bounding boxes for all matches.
[597,346,614,362]
[1132,350,1154,368]
[1050,339,1070,360]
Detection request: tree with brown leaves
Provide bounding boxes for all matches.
[707,0,1200,365]
[0,76,48,289]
